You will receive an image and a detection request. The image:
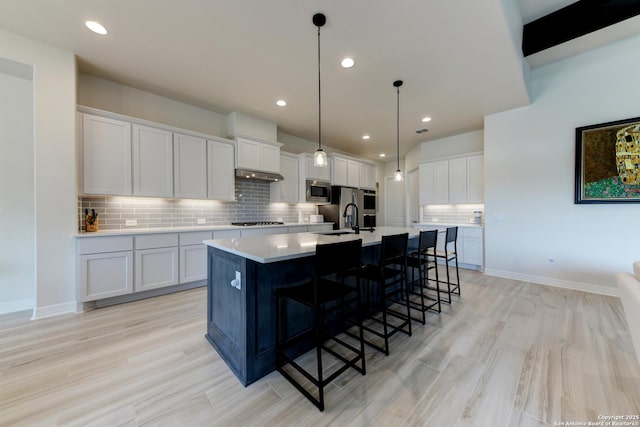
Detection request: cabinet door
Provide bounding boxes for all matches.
[462,237,483,266]
[261,144,280,173]
[419,163,435,205]
[179,244,207,283]
[448,158,468,204]
[270,154,298,202]
[82,114,132,196]
[359,163,376,189]
[132,124,173,197]
[308,223,333,233]
[332,156,348,186]
[174,133,207,199]
[208,140,235,200]
[433,161,449,204]
[466,155,484,203]
[78,251,133,301]
[236,138,261,170]
[347,160,360,188]
[305,155,331,181]
[135,247,179,292]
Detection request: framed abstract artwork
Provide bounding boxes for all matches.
[575,116,640,204]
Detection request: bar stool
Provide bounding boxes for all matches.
[275,239,365,411]
[359,233,411,356]
[434,226,460,303]
[406,230,441,324]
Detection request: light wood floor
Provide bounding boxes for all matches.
[2,269,639,426]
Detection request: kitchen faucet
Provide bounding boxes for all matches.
[343,203,360,234]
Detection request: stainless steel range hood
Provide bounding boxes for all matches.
[235,168,284,182]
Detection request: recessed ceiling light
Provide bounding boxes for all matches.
[421,116,432,123]
[379,153,386,158]
[276,99,287,107]
[85,20,108,35]
[341,57,355,68]
[362,135,370,140]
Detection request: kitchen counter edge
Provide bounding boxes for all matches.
[73,223,333,238]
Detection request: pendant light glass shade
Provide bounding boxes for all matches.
[314,148,327,167]
[312,13,328,167]
[393,80,404,182]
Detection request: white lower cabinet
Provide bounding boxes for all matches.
[134,234,179,292]
[77,236,134,302]
[135,247,179,292]
[461,227,483,268]
[179,231,212,284]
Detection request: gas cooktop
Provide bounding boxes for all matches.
[231,221,285,227]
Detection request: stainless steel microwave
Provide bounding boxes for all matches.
[306,180,331,203]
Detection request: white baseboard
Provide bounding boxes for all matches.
[31,301,77,320]
[484,268,621,298]
[0,298,34,315]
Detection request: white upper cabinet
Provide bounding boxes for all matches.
[132,124,174,197]
[301,153,331,182]
[331,154,375,188]
[419,154,483,205]
[332,155,348,186]
[466,155,484,203]
[270,153,299,203]
[208,139,235,201]
[82,113,132,196]
[419,160,449,205]
[448,158,468,204]
[236,137,281,173]
[347,160,360,188]
[174,133,207,199]
[359,163,376,190]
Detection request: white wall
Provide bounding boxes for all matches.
[78,74,227,137]
[0,60,35,313]
[0,29,77,317]
[484,33,640,295]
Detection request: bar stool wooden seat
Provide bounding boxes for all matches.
[406,229,441,324]
[434,226,460,303]
[359,233,412,356]
[275,239,365,411]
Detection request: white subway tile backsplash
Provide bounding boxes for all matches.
[79,179,317,231]
[421,204,484,225]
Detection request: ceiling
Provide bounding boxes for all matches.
[0,0,637,161]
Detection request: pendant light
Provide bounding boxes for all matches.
[393,80,404,182]
[312,13,328,167]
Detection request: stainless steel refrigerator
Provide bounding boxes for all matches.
[318,186,359,230]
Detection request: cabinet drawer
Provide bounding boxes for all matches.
[179,231,213,246]
[77,236,133,255]
[135,233,178,250]
[463,227,483,238]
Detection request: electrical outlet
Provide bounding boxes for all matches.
[197,218,206,225]
[431,217,439,222]
[125,219,137,226]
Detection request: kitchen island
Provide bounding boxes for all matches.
[203,226,422,385]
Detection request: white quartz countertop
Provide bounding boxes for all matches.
[73,222,329,238]
[204,226,428,263]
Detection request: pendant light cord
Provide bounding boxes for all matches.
[317,26,322,151]
[396,85,400,170]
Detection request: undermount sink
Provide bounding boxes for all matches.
[317,231,355,236]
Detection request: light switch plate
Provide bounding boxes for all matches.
[125,219,137,226]
[197,218,206,225]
